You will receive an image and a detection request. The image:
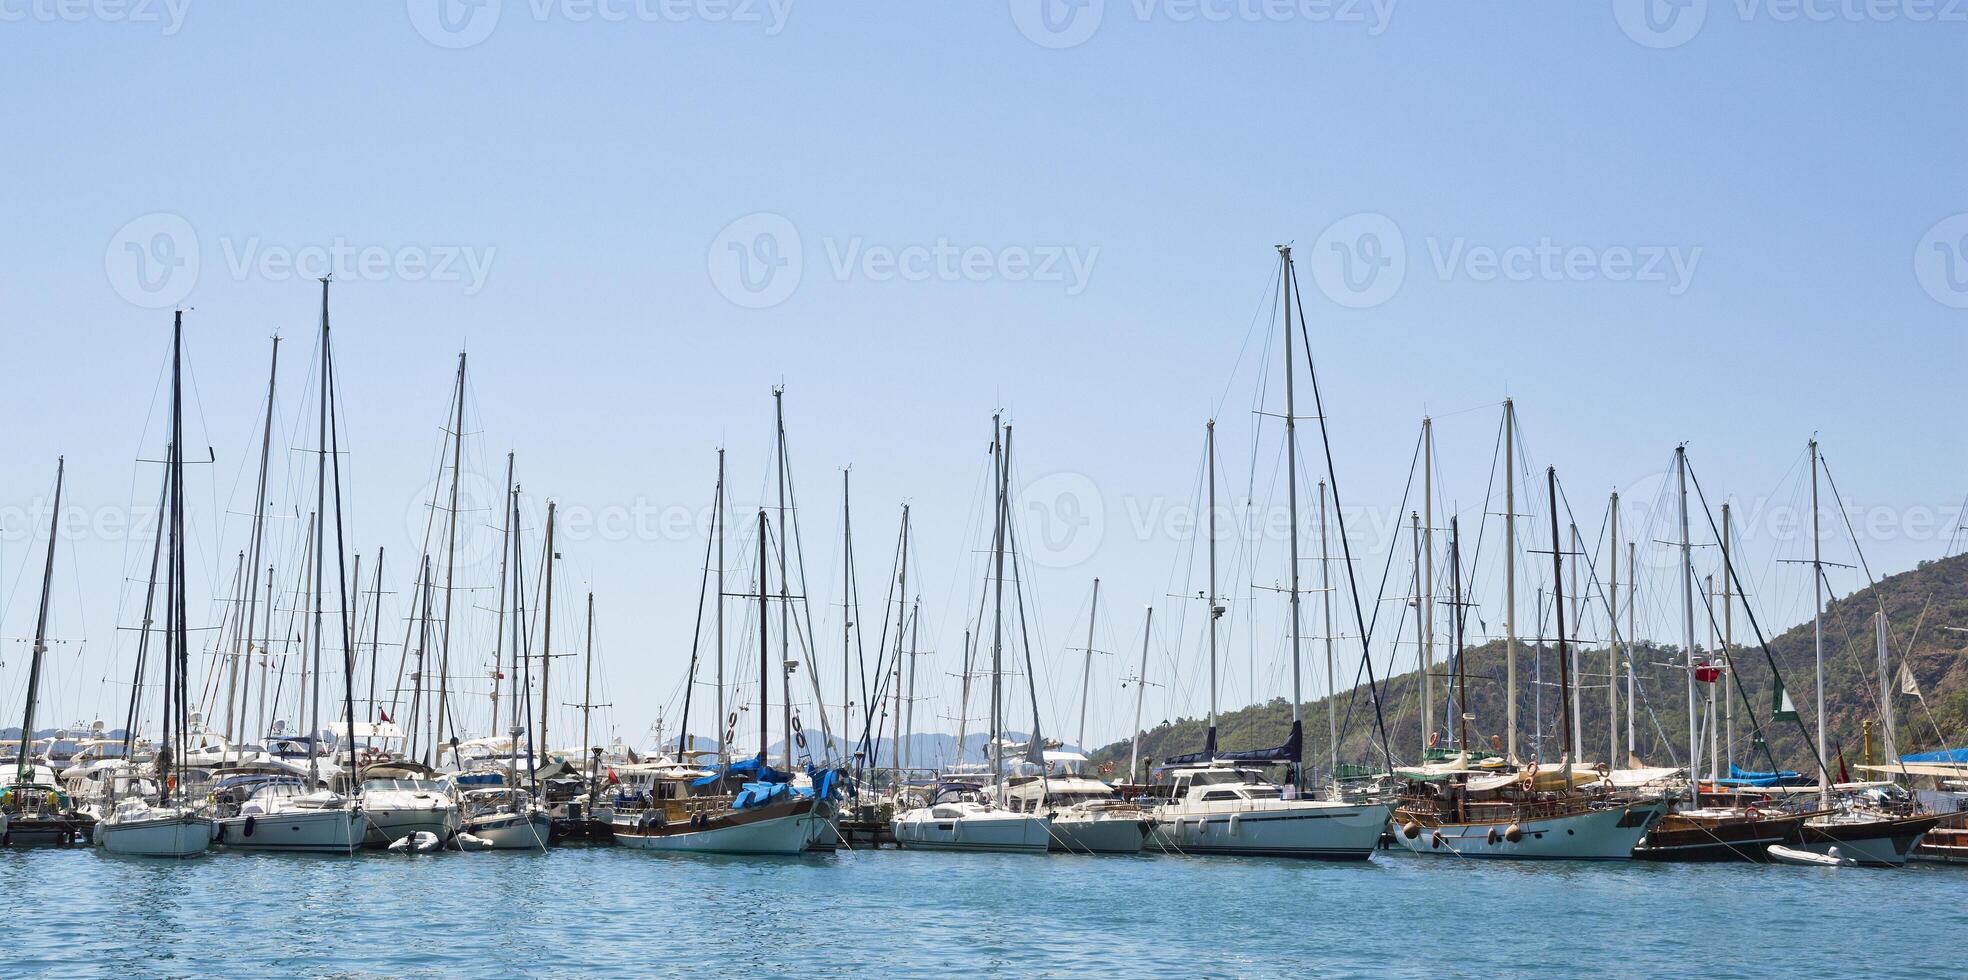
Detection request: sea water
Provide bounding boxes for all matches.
[8,845,1960,977]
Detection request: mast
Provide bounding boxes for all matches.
[309,283,329,788]
[716,449,727,766]
[1809,438,1828,807]
[490,452,513,741]
[1319,480,1336,781]
[165,312,187,800]
[756,509,771,763]
[1676,446,1698,789]
[1410,512,1424,751]
[840,469,853,763]
[772,387,793,770]
[1208,420,1225,764]
[892,506,911,782]
[1627,541,1637,758]
[1503,398,1518,762]
[1281,245,1305,792]
[1608,491,1621,769]
[989,416,1008,799]
[582,591,594,774]
[367,548,384,729]
[1877,609,1895,762]
[1569,521,1583,757]
[1450,516,1468,751]
[541,500,557,767]
[1547,467,1573,771]
[1722,503,1734,771]
[435,351,467,763]
[904,597,920,773]
[1420,415,1434,754]
[1130,606,1153,784]
[15,456,63,784]
[1078,577,1102,752]
[321,278,362,790]
[236,336,279,744]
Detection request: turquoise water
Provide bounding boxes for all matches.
[7,845,1960,977]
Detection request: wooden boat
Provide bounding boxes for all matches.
[1634,805,1807,862]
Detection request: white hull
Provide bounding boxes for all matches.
[892,812,1052,854]
[614,808,818,855]
[362,804,459,848]
[464,811,552,850]
[1151,799,1393,860]
[1393,801,1664,861]
[99,810,214,858]
[1049,814,1148,854]
[216,808,369,854]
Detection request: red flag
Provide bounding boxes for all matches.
[607,768,619,785]
[378,709,393,723]
[1835,743,1850,784]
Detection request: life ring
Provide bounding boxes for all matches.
[1745,805,1760,822]
[1520,763,1539,790]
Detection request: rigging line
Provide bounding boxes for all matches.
[1334,425,1422,762]
[1684,454,1829,781]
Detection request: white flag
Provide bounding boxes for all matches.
[1899,662,1921,697]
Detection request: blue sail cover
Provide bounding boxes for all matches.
[691,757,795,788]
[1162,726,1219,767]
[1717,763,1807,787]
[733,781,791,809]
[1214,721,1302,765]
[1902,747,1968,763]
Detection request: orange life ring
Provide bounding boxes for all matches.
[1745,805,1760,822]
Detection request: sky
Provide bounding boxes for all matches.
[0,2,1963,759]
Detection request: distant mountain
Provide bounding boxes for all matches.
[1090,551,1968,775]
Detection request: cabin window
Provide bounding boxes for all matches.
[1200,790,1240,802]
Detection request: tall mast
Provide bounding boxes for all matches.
[1547,466,1573,770]
[840,469,853,763]
[1570,521,1583,756]
[16,456,63,784]
[1627,541,1637,757]
[1722,503,1734,770]
[989,416,1008,799]
[321,279,361,788]
[1450,516,1468,751]
[491,452,514,741]
[1877,609,1895,762]
[541,500,557,767]
[713,451,727,766]
[772,387,793,770]
[166,312,187,799]
[309,282,329,787]
[1078,577,1102,752]
[1410,512,1424,751]
[582,591,594,773]
[756,509,771,763]
[1809,439,1827,807]
[367,548,384,728]
[1676,446,1698,790]
[1503,399,1518,762]
[1130,606,1154,783]
[1281,245,1305,792]
[231,336,280,745]
[1420,415,1434,753]
[904,597,920,773]
[1608,491,1621,769]
[435,351,467,762]
[1207,420,1221,758]
[892,506,911,782]
[1319,480,1336,781]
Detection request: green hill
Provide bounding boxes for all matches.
[1093,551,1968,776]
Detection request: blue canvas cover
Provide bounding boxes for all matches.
[1902,747,1968,763]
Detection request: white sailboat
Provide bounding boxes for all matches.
[98,314,215,858]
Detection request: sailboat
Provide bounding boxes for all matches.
[1781,440,1941,866]
[1392,468,1667,860]
[614,510,834,854]
[99,312,217,857]
[212,281,368,854]
[1147,250,1394,860]
[3,458,96,848]
[892,416,1053,854]
[1635,448,1809,860]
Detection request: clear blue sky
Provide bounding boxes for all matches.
[1,3,1963,756]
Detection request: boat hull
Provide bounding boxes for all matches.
[1150,800,1393,860]
[1633,811,1805,862]
[614,797,821,855]
[100,810,215,858]
[216,808,370,854]
[1,815,92,847]
[1797,814,1943,867]
[892,812,1052,854]
[1393,800,1665,861]
[1049,815,1148,854]
[465,811,553,850]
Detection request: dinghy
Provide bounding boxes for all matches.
[1768,843,1857,867]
